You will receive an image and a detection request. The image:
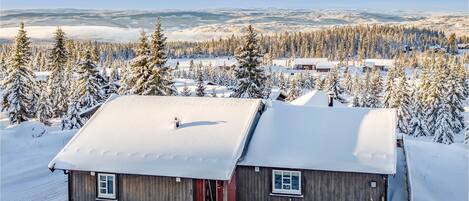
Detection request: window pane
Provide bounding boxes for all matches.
[274,173,282,189]
[100,182,106,188]
[107,179,114,194]
[283,184,291,190]
[282,177,291,184]
[292,174,300,190]
[100,189,106,194]
[99,176,106,181]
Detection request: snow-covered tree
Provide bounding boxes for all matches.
[61,98,84,130]
[46,27,69,117]
[366,69,382,108]
[149,17,174,96]
[118,63,132,95]
[231,25,268,99]
[324,66,345,103]
[73,49,105,109]
[408,70,425,137]
[107,64,120,95]
[342,69,353,94]
[383,66,395,108]
[278,73,286,92]
[181,81,191,96]
[314,76,324,90]
[129,30,157,95]
[394,73,412,134]
[433,94,455,144]
[164,68,177,96]
[351,74,361,107]
[36,91,53,126]
[286,77,300,101]
[195,69,206,97]
[1,22,39,124]
[359,70,370,107]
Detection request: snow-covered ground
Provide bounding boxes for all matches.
[0,114,76,201]
[405,137,469,201]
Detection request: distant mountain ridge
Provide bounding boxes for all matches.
[1,9,467,42]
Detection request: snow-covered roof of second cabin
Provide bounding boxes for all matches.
[293,58,329,65]
[364,59,395,67]
[49,95,262,180]
[290,90,346,107]
[239,102,397,175]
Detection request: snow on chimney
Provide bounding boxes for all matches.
[173,117,181,129]
[327,93,334,107]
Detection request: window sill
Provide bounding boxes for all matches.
[270,193,304,198]
[96,198,117,201]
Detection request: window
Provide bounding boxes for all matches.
[97,173,116,199]
[272,170,301,195]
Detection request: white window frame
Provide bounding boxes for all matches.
[97,173,116,199]
[272,170,301,195]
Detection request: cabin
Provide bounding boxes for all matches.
[237,102,396,201]
[49,95,264,201]
[49,96,397,201]
[292,58,334,72]
[362,59,394,72]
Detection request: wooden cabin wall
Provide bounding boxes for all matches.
[236,166,387,201]
[69,171,193,201]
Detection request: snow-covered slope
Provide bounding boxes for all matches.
[0,116,76,201]
[1,9,467,41]
[405,138,468,201]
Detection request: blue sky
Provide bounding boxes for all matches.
[2,0,467,11]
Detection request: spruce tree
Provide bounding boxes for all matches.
[1,22,39,124]
[433,94,455,144]
[278,73,286,92]
[129,30,155,95]
[366,68,382,108]
[359,70,371,107]
[73,49,105,109]
[314,76,324,90]
[351,74,361,107]
[231,25,267,99]
[36,91,53,126]
[324,66,345,103]
[394,73,412,134]
[149,17,174,96]
[118,63,132,95]
[61,98,84,130]
[195,69,206,97]
[46,27,69,117]
[107,64,120,95]
[286,77,300,101]
[181,81,191,96]
[383,66,396,108]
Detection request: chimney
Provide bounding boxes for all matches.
[327,93,334,107]
[173,117,181,129]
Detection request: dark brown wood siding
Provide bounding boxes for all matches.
[236,166,387,201]
[69,171,193,201]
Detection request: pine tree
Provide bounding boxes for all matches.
[181,81,191,96]
[314,76,324,90]
[351,74,361,107]
[408,70,425,136]
[46,27,69,117]
[383,66,396,108]
[366,68,382,108]
[61,98,84,130]
[195,69,206,97]
[107,64,120,95]
[433,94,455,144]
[1,22,39,124]
[149,17,174,96]
[394,73,412,134]
[446,64,465,134]
[359,70,371,107]
[231,25,267,99]
[324,66,345,103]
[118,63,132,95]
[342,70,353,94]
[73,49,105,109]
[36,91,53,126]
[286,77,300,101]
[129,30,156,95]
[278,73,286,92]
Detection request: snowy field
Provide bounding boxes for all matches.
[405,137,469,201]
[0,113,76,201]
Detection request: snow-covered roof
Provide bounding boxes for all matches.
[239,102,397,174]
[290,90,345,107]
[49,95,262,180]
[315,61,335,69]
[364,59,394,67]
[293,58,329,65]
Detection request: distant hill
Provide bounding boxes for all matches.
[1,9,467,42]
